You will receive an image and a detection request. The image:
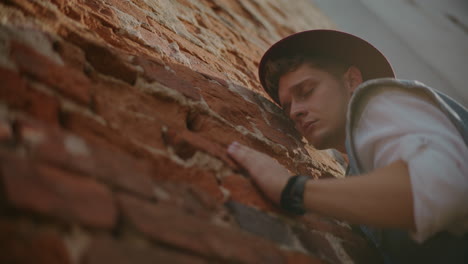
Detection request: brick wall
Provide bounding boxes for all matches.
[0,0,383,263]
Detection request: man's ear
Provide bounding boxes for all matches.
[343,66,363,94]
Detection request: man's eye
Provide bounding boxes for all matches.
[302,88,314,97]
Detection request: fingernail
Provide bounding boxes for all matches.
[228,141,239,153]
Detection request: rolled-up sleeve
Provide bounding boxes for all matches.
[353,88,468,243]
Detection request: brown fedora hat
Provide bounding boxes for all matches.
[258,29,395,104]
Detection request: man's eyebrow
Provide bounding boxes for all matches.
[290,79,309,92]
[280,79,310,108]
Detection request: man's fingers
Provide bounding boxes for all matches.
[228,141,259,171]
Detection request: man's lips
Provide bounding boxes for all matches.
[301,120,318,133]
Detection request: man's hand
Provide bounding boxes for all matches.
[227,141,291,204]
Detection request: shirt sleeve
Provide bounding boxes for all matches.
[353,88,468,243]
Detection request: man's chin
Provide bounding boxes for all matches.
[305,136,328,150]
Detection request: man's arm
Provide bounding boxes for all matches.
[228,141,416,230]
[304,159,415,230]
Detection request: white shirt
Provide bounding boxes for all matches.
[353,88,468,243]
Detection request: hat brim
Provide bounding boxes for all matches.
[258,29,395,104]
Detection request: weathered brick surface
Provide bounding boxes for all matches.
[1,155,117,229]
[0,0,381,263]
[118,193,286,264]
[0,219,71,264]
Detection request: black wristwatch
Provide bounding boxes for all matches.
[280,175,311,215]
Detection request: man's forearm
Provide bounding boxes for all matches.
[303,160,416,230]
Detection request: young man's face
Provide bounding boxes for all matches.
[278,63,358,151]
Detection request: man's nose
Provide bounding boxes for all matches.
[290,101,307,120]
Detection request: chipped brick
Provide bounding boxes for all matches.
[63,31,137,85]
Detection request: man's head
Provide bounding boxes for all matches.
[258,30,394,151]
[265,54,363,150]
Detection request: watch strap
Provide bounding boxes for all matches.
[280,175,310,215]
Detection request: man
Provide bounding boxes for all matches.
[226,30,468,263]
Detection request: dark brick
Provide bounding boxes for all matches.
[225,200,294,246]
[63,31,137,85]
[0,118,13,143]
[83,235,209,264]
[292,226,341,264]
[1,156,116,229]
[117,193,285,264]
[300,213,364,242]
[284,251,328,264]
[0,219,71,264]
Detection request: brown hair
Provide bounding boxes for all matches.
[263,54,350,104]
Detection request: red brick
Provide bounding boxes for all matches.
[92,77,187,145]
[199,83,261,131]
[0,219,71,264]
[52,40,87,72]
[0,67,60,124]
[154,181,230,221]
[252,117,301,149]
[117,193,286,264]
[104,0,147,21]
[83,235,210,264]
[1,156,116,229]
[81,0,121,29]
[9,40,91,105]
[151,155,224,202]
[138,27,173,54]
[17,120,153,197]
[14,118,155,198]
[133,56,201,101]
[60,111,153,160]
[62,31,137,85]
[163,127,238,169]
